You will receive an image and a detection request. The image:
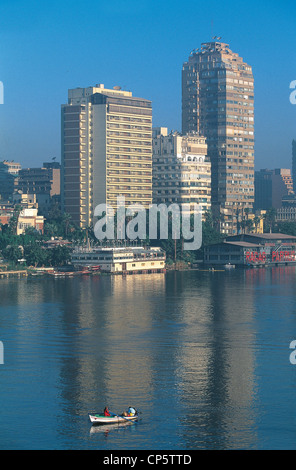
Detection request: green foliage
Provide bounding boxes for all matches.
[2,245,23,263]
[201,211,225,247]
[50,245,71,266]
[24,244,50,267]
[263,208,277,232]
[274,221,296,236]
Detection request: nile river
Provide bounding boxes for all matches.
[1,267,296,450]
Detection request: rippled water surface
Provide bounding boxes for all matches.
[1,267,296,449]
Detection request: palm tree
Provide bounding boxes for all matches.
[253,216,261,233]
[61,212,72,238]
[245,219,254,233]
[264,208,277,233]
[8,205,22,235]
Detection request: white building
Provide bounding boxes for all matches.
[71,246,166,274]
[152,128,211,217]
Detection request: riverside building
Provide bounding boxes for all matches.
[71,246,166,274]
[61,84,152,228]
[204,233,296,267]
[182,41,255,234]
[152,127,211,217]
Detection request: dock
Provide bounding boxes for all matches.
[0,270,28,278]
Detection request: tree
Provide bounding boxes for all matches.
[8,205,22,235]
[264,208,277,233]
[253,216,261,233]
[3,245,23,264]
[275,221,296,236]
[245,219,254,233]
[24,244,49,267]
[61,213,72,238]
[50,245,71,266]
[202,211,225,246]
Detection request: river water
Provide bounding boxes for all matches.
[0,267,296,450]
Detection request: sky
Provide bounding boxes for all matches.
[0,0,296,170]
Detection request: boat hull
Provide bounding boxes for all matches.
[89,414,138,425]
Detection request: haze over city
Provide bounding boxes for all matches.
[0,0,296,170]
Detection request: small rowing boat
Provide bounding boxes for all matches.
[89,413,138,425]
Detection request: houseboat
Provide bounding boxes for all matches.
[71,246,166,274]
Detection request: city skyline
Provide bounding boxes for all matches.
[0,0,296,171]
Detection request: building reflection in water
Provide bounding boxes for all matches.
[170,271,258,449]
[0,271,259,448]
[54,274,167,420]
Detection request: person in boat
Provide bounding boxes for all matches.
[128,407,136,416]
[104,406,111,416]
[122,406,136,417]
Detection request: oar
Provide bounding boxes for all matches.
[109,411,138,424]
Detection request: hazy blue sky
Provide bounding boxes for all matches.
[0,0,296,170]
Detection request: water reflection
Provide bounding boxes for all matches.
[169,272,257,449]
[1,268,296,449]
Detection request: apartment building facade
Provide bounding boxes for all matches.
[152,127,211,217]
[254,168,294,210]
[182,41,254,234]
[61,84,152,228]
[17,162,61,215]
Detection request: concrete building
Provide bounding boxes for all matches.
[292,139,296,193]
[17,162,61,215]
[61,84,152,228]
[182,41,254,234]
[2,161,21,175]
[0,195,44,234]
[16,208,44,235]
[204,233,296,267]
[152,127,211,216]
[0,162,19,200]
[12,193,38,209]
[0,202,14,225]
[254,168,294,210]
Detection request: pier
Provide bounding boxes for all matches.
[0,270,28,278]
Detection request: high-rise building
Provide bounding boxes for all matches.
[182,41,254,234]
[61,84,152,228]
[152,127,211,217]
[254,168,294,210]
[16,162,61,215]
